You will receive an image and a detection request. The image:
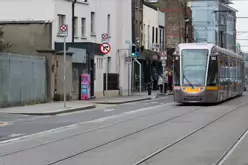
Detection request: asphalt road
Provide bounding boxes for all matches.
[0,95,174,142]
[1,94,248,165]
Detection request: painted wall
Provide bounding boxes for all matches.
[1,23,52,55]
[143,4,159,50]
[0,0,132,97]
[0,0,55,22]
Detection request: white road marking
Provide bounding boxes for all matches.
[144,102,158,104]
[86,102,175,123]
[104,109,115,112]
[0,102,175,145]
[8,134,23,138]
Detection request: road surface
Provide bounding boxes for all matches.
[0,94,248,165]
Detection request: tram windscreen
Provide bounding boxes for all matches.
[181,49,208,86]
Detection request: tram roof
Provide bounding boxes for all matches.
[177,43,244,60]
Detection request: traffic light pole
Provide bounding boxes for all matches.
[134,58,141,96]
[128,44,132,96]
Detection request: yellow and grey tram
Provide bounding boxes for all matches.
[173,43,244,103]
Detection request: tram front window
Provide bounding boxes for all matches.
[182,49,208,87]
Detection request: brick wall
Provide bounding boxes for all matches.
[159,0,185,48]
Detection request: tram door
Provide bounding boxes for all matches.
[228,58,232,98]
[225,57,230,99]
[219,56,225,101]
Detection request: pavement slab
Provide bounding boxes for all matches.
[0,101,96,115]
[93,96,153,104]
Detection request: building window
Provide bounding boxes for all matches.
[107,14,110,36]
[152,26,154,44]
[136,20,138,41]
[148,25,150,48]
[160,29,162,51]
[156,27,158,43]
[74,17,78,37]
[81,18,86,37]
[91,12,95,34]
[220,15,225,25]
[143,24,146,45]
[58,14,66,32]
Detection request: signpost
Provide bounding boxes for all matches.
[60,24,68,107]
[134,58,141,96]
[100,43,111,101]
[161,50,167,93]
[126,41,132,96]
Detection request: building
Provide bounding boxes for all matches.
[0,0,132,99]
[191,0,237,52]
[132,0,143,47]
[139,2,164,90]
[146,0,193,67]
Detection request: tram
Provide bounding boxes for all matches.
[244,53,248,91]
[172,43,245,103]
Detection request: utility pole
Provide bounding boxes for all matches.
[72,0,76,43]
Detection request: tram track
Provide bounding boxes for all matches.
[132,100,248,165]
[1,98,247,165]
[45,105,206,165]
[214,127,248,165]
[45,99,248,165]
[0,102,197,157]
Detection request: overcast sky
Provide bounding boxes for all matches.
[230,0,248,52]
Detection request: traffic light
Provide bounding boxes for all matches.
[132,45,136,57]
[136,47,140,53]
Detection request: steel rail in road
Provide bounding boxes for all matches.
[47,105,205,164]
[0,102,192,158]
[214,127,248,165]
[132,100,248,165]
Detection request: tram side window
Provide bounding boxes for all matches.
[237,61,240,83]
[234,60,237,83]
[207,56,218,86]
[225,60,228,83]
[219,59,224,84]
[173,57,180,86]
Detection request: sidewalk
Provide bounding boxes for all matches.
[92,90,172,104]
[0,101,96,116]
[0,91,171,116]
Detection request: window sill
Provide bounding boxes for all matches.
[90,33,96,37]
[74,36,79,39]
[81,37,87,39]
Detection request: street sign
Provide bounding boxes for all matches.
[60,24,68,36]
[100,43,111,54]
[125,40,131,44]
[162,50,167,57]
[126,56,131,62]
[162,63,166,66]
[102,33,109,43]
[161,56,167,60]
[152,43,160,49]
[60,24,68,108]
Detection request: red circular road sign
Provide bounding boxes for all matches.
[162,50,167,57]
[100,43,111,54]
[60,24,68,32]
